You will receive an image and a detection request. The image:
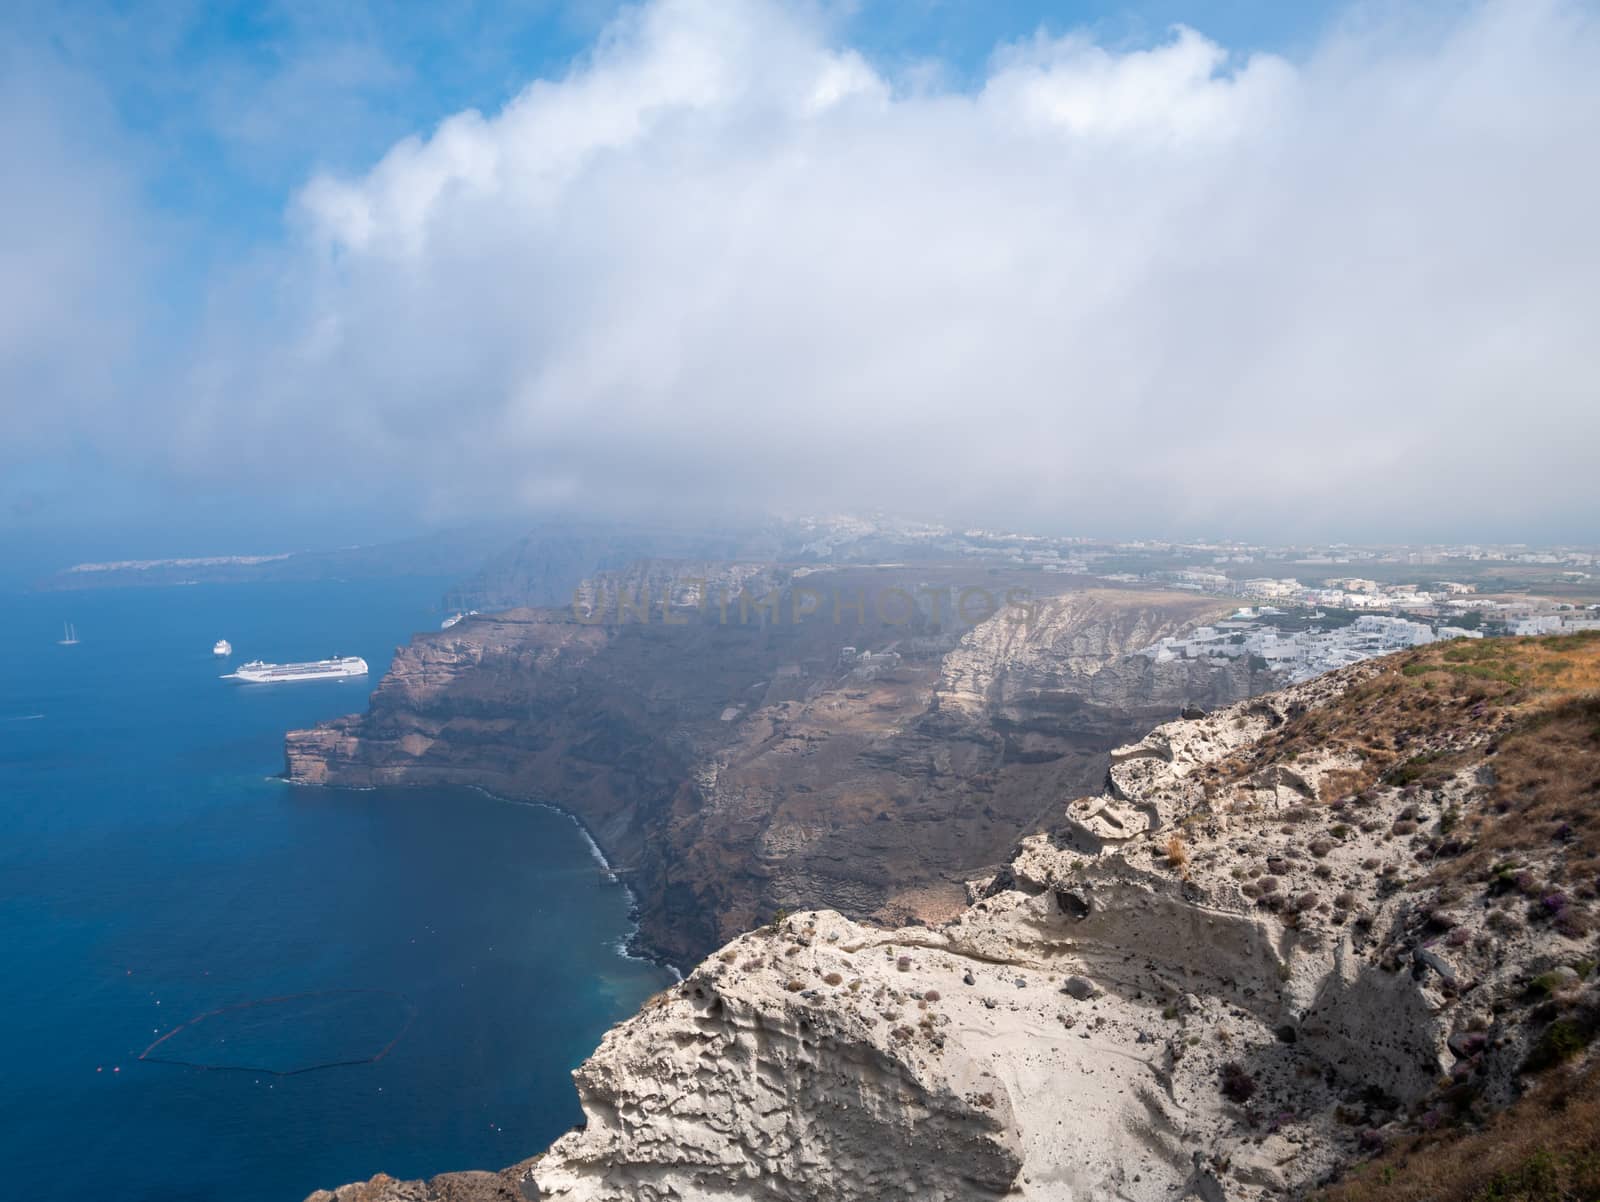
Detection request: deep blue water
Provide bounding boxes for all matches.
[0,580,672,1202]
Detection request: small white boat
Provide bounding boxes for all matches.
[58,623,79,646]
[441,610,478,630]
[213,639,232,657]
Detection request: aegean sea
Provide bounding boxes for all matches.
[0,578,672,1201]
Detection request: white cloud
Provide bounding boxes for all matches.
[19,0,1600,540]
[0,47,146,461]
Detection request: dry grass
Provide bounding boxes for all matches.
[1521,632,1600,694]
[1314,1063,1600,1202]
[1165,834,1189,869]
[1319,767,1370,805]
[1418,691,1600,913]
[1220,633,1600,804]
[1201,631,1600,935]
[1408,630,1600,698]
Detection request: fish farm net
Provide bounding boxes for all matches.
[139,989,416,1075]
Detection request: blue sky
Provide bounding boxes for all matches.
[3,0,1598,567]
[17,1,1341,261]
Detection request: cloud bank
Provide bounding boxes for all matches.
[12,0,1600,540]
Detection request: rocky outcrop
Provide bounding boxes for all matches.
[307,1164,536,1202]
[314,636,1600,1202]
[288,566,1273,965]
[938,589,1239,712]
[934,590,1266,763]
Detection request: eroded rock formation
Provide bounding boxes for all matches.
[312,635,1600,1201]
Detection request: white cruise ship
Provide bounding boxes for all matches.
[213,639,232,657]
[224,655,368,683]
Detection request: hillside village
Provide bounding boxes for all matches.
[1139,610,1482,683]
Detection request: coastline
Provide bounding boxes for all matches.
[472,785,687,983]
[284,774,686,982]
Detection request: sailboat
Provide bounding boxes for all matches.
[59,622,79,646]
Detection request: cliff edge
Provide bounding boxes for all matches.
[312,632,1600,1201]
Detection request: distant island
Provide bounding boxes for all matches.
[63,553,293,574]
[34,527,522,592]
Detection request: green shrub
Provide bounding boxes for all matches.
[1522,1016,1596,1072]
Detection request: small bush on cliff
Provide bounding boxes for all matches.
[1221,1061,1257,1103]
[1166,834,1189,869]
[1522,1008,1599,1073]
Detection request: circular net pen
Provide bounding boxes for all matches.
[139,989,416,1075]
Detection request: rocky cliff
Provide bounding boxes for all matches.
[287,565,1272,964]
[312,632,1600,1202]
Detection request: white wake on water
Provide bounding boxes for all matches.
[465,785,684,982]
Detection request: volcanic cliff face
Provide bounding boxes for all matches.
[287,565,1272,964]
[311,633,1600,1202]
